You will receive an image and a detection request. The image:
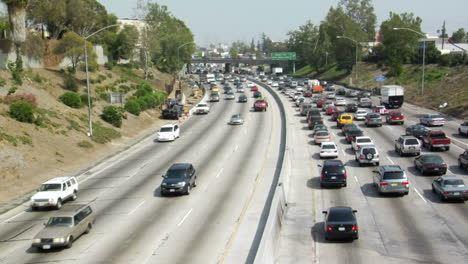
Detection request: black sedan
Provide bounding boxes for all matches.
[345,128,364,143]
[414,154,447,175]
[238,94,248,103]
[253,91,262,98]
[406,124,429,139]
[323,206,358,241]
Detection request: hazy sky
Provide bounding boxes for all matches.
[98,0,467,46]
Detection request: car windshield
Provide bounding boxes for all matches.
[423,155,443,164]
[349,130,363,136]
[369,114,380,118]
[383,171,405,180]
[231,115,241,119]
[443,179,465,187]
[405,139,419,145]
[429,115,443,119]
[39,184,62,192]
[392,112,402,117]
[316,132,329,137]
[341,116,351,120]
[197,104,207,107]
[361,98,370,102]
[328,209,354,222]
[160,127,173,132]
[322,144,335,150]
[46,217,73,227]
[165,169,186,178]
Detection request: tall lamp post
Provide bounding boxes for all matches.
[177,42,195,79]
[337,36,359,86]
[393,27,427,95]
[83,24,120,136]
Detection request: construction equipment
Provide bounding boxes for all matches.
[162,99,183,120]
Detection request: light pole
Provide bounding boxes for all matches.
[337,36,359,86]
[393,27,427,96]
[83,24,120,136]
[325,51,328,69]
[177,42,195,79]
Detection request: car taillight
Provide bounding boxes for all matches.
[349,136,354,140]
[401,181,409,185]
[380,182,388,186]
[443,191,449,194]
[326,226,333,231]
[352,225,358,231]
[344,174,347,178]
[321,175,324,179]
[376,155,380,158]
[359,155,363,160]
[357,145,361,149]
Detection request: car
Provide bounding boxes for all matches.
[386,110,405,125]
[304,90,313,97]
[352,136,374,151]
[337,88,346,96]
[157,124,180,142]
[319,142,338,158]
[458,150,468,172]
[342,123,358,134]
[373,105,389,115]
[345,103,358,112]
[292,92,303,101]
[346,90,358,97]
[345,128,364,143]
[224,87,233,94]
[373,165,409,195]
[247,82,255,88]
[229,114,244,125]
[319,160,347,187]
[420,113,446,126]
[250,86,259,92]
[414,154,447,175]
[226,92,235,100]
[323,207,358,241]
[432,176,468,202]
[331,110,344,121]
[295,97,306,107]
[322,100,335,110]
[300,102,314,116]
[335,98,346,106]
[325,92,336,100]
[355,145,379,166]
[458,121,468,136]
[238,94,248,103]
[160,163,197,195]
[365,113,383,127]
[253,99,268,111]
[211,86,219,92]
[290,81,298,88]
[311,124,328,136]
[194,103,210,114]
[272,82,279,87]
[30,177,78,210]
[266,80,272,85]
[253,91,262,98]
[32,204,95,250]
[357,91,371,99]
[315,131,331,145]
[354,109,367,120]
[316,98,326,107]
[405,124,429,139]
[358,97,372,108]
[326,107,339,115]
[236,87,245,93]
[394,135,421,156]
[308,115,324,129]
[210,93,220,102]
[337,114,353,128]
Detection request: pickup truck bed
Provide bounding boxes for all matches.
[422,131,451,151]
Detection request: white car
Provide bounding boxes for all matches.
[295,97,305,107]
[30,177,79,210]
[459,121,468,136]
[272,82,279,87]
[335,98,346,106]
[354,109,368,120]
[352,136,374,151]
[157,124,180,142]
[267,80,272,85]
[296,86,305,92]
[320,142,338,158]
[194,103,210,114]
[291,81,298,88]
[247,82,255,88]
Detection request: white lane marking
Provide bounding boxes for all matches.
[178,208,193,227]
[128,200,146,215]
[216,168,224,178]
[341,149,346,156]
[330,131,336,137]
[354,176,359,183]
[2,211,25,224]
[449,137,468,147]
[447,169,455,174]
[387,157,395,164]
[234,145,239,152]
[413,188,427,203]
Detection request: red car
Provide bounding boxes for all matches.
[317,98,326,107]
[304,91,313,97]
[374,105,389,115]
[251,86,259,91]
[326,107,339,115]
[386,110,405,125]
[253,99,268,111]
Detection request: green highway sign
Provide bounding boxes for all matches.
[271,52,296,60]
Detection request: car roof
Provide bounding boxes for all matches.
[168,163,192,171]
[44,177,75,184]
[439,175,464,180]
[328,206,353,212]
[380,165,403,172]
[324,160,344,166]
[321,142,336,146]
[52,204,90,216]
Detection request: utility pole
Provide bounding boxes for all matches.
[441,20,446,50]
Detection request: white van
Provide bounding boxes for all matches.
[157,124,180,142]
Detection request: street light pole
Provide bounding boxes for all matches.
[177,42,195,79]
[337,36,359,86]
[393,27,427,95]
[83,24,120,136]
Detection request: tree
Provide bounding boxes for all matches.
[451,28,466,43]
[27,0,66,39]
[54,31,94,71]
[338,0,377,40]
[108,25,139,61]
[2,0,28,72]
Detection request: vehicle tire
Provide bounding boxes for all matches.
[160,190,166,196]
[432,185,436,193]
[439,192,446,202]
[358,162,363,167]
[404,192,409,196]
[376,162,379,166]
[446,146,450,151]
[185,184,191,195]
[343,183,347,187]
[66,236,73,249]
[354,234,359,240]
[71,191,77,201]
[84,223,92,234]
[56,199,62,210]
[31,206,37,211]
[193,177,197,187]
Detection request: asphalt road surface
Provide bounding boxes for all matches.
[0,80,282,264]
[274,84,468,264]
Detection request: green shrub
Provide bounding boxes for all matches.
[119,84,130,93]
[134,82,153,97]
[60,92,82,108]
[142,94,158,109]
[7,86,17,95]
[0,76,6,87]
[32,73,45,83]
[7,61,23,85]
[104,61,115,70]
[80,94,93,107]
[0,132,18,146]
[124,99,141,116]
[101,105,123,127]
[63,73,78,92]
[105,72,112,78]
[9,101,34,123]
[154,91,167,105]
[136,98,148,111]
[18,135,33,146]
[99,93,109,101]
[77,140,93,148]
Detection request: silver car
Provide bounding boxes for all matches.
[420,114,446,126]
[365,113,383,127]
[373,165,409,195]
[229,114,244,125]
[358,98,372,108]
[225,92,235,100]
[394,135,421,156]
[432,175,468,201]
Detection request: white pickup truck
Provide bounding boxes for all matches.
[30,177,79,210]
[194,103,210,114]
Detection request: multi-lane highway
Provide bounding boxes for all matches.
[274,83,468,264]
[0,79,282,264]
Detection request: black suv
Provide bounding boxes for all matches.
[161,163,197,196]
[319,160,347,188]
[345,103,358,112]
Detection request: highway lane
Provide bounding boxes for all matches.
[0,79,282,264]
[273,84,467,264]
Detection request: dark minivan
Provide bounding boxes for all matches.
[319,160,347,188]
[161,163,197,196]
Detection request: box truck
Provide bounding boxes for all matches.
[380,85,404,108]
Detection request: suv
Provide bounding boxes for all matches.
[157,124,180,142]
[32,204,95,249]
[355,145,379,166]
[319,160,347,188]
[373,165,409,195]
[365,113,383,127]
[458,150,468,171]
[459,121,468,136]
[31,177,79,210]
[394,135,421,156]
[160,163,197,196]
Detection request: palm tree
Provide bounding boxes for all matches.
[2,0,28,71]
